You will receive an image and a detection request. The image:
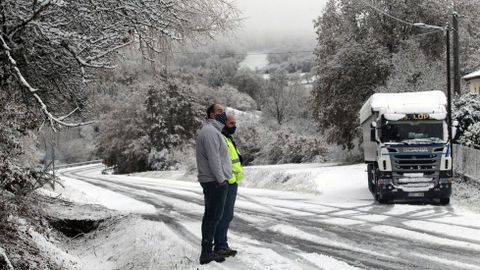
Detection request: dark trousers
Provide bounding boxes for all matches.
[200,181,228,254]
[214,183,238,250]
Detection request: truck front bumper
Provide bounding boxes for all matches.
[377,173,452,200]
[378,183,452,200]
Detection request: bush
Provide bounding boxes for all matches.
[231,68,264,102]
[96,78,204,173]
[146,81,203,150]
[235,122,328,165]
[454,93,480,147]
[95,91,151,174]
[459,123,480,147]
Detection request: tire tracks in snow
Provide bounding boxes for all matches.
[61,166,480,270]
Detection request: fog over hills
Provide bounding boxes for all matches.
[231,0,327,50]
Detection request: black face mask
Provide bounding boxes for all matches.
[215,112,227,125]
[223,126,237,135]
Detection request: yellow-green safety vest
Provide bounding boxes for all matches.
[224,136,244,184]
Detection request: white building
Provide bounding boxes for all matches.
[462,69,480,94]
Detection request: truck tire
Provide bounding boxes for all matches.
[440,198,450,205]
[376,193,390,204]
[378,198,389,204]
[367,164,374,193]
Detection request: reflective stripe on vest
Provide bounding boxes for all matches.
[224,136,244,184]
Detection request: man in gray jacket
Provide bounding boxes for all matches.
[196,103,232,265]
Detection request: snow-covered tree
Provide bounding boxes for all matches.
[261,69,300,125]
[146,81,203,151]
[95,90,150,174]
[231,68,264,102]
[0,0,239,187]
[1,0,238,129]
[376,40,445,94]
[312,0,480,149]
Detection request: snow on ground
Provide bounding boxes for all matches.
[299,253,361,270]
[39,172,156,214]
[371,225,480,252]
[46,163,480,269]
[28,229,84,269]
[66,216,201,270]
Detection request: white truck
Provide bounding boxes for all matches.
[359,90,453,204]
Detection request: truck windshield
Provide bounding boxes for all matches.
[380,120,444,143]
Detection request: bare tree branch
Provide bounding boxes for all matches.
[0,247,14,270]
[1,34,94,131]
[0,0,239,131]
[7,0,52,38]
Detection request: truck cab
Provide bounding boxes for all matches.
[359,91,452,204]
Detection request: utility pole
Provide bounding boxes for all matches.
[452,12,460,95]
[446,23,453,144]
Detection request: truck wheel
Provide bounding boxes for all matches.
[440,198,450,205]
[377,195,389,204]
[367,164,374,193]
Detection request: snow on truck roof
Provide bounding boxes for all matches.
[359,90,447,123]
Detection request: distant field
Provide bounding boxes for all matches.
[239,52,268,71]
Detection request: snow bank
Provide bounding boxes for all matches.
[68,216,202,270]
[242,163,372,202]
[29,229,87,270]
[39,175,156,214]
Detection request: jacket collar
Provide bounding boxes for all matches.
[207,118,224,132]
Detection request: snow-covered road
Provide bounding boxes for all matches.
[57,164,480,270]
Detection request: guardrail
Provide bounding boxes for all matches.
[453,144,480,183]
[51,160,103,170]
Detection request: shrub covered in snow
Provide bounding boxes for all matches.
[453,93,480,147]
[146,81,203,151]
[95,90,151,174]
[96,78,203,173]
[236,123,328,165]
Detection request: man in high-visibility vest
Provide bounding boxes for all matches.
[214,113,244,257]
[196,104,231,265]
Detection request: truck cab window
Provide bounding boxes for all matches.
[380,120,444,143]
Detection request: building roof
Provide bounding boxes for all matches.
[463,69,480,80]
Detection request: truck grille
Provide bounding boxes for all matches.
[393,154,438,172]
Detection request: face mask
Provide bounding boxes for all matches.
[224,126,237,135]
[215,112,227,125]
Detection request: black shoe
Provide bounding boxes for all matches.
[199,252,226,265]
[215,247,238,257]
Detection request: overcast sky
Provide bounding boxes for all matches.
[235,0,328,39]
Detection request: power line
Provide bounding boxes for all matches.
[167,50,314,56]
[357,0,415,27]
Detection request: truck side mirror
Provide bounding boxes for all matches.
[370,122,377,142]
